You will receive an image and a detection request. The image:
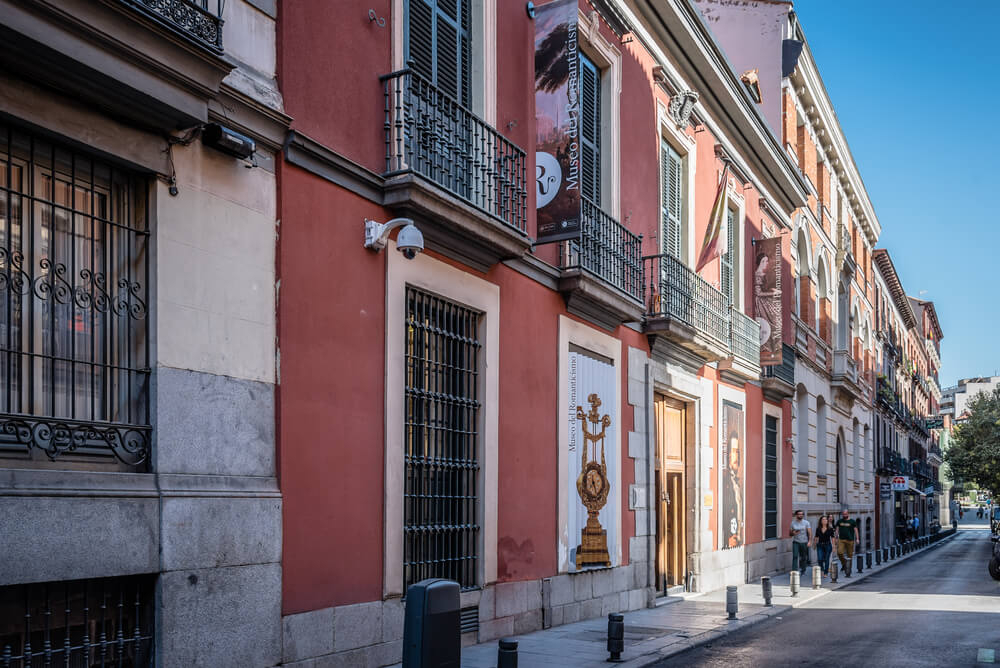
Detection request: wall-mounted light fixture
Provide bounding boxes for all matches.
[202,123,257,168]
[364,217,424,260]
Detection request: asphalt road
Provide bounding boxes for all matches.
[660,520,1000,667]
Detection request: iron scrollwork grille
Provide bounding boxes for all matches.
[0,124,151,469]
[0,575,154,667]
[404,287,482,592]
[120,0,224,52]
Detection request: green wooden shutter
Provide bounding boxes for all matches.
[721,208,735,304]
[661,142,682,259]
[405,0,471,107]
[580,54,601,206]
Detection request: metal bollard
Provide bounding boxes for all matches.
[866,551,872,569]
[607,613,625,663]
[812,565,822,589]
[856,552,864,574]
[726,586,738,620]
[830,558,838,583]
[497,638,518,668]
[875,549,881,565]
[790,569,800,596]
[761,576,773,607]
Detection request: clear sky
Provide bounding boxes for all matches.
[792,1,999,388]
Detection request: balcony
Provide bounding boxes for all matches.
[718,306,761,381]
[762,343,796,400]
[381,69,530,271]
[557,198,644,329]
[831,349,863,406]
[1,0,234,131]
[643,254,730,369]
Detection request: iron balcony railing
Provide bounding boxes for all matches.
[763,343,796,386]
[120,0,223,52]
[729,306,761,367]
[644,253,729,348]
[558,197,642,301]
[381,68,527,234]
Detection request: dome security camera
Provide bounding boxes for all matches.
[396,222,424,260]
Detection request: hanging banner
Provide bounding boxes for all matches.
[567,349,618,571]
[754,236,783,367]
[534,0,581,244]
[721,401,744,549]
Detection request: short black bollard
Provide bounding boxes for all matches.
[761,576,773,607]
[875,549,881,565]
[726,586,738,620]
[498,638,518,668]
[830,559,838,583]
[866,551,872,569]
[856,552,864,574]
[607,613,625,663]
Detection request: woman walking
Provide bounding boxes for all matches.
[814,514,836,578]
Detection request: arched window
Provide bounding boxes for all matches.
[816,256,828,336]
[853,418,861,492]
[816,396,827,477]
[796,385,810,474]
[796,228,810,318]
[836,280,849,349]
[835,430,844,504]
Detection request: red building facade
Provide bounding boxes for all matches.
[275,1,807,663]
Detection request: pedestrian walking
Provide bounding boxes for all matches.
[912,514,920,537]
[834,509,859,577]
[813,514,836,578]
[790,509,812,575]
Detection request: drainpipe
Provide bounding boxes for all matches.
[645,361,654,593]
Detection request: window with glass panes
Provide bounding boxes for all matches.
[661,142,683,259]
[721,207,735,304]
[0,123,150,469]
[404,287,482,591]
[765,415,778,539]
[579,53,602,206]
[405,0,472,107]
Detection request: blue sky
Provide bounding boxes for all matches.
[792,1,1000,387]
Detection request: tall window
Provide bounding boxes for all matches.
[764,415,778,539]
[796,388,808,474]
[579,53,602,206]
[404,287,482,591]
[721,207,735,304]
[0,124,150,469]
[406,0,472,106]
[660,141,683,259]
[816,396,827,476]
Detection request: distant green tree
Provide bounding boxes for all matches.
[945,388,1000,496]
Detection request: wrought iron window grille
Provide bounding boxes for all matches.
[404,287,482,592]
[0,575,155,667]
[0,124,151,469]
[119,0,224,52]
[381,68,528,235]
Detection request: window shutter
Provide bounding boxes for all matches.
[721,208,735,304]
[661,142,682,259]
[580,54,601,206]
[406,0,471,107]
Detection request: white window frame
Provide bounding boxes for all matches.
[657,102,697,267]
[762,403,783,542]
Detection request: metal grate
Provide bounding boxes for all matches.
[459,605,479,635]
[728,306,760,366]
[0,123,150,469]
[559,197,643,301]
[381,68,527,234]
[404,287,482,591]
[0,575,154,667]
[120,0,224,52]
[764,415,778,539]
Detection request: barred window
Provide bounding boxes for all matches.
[0,124,150,470]
[404,287,481,591]
[0,575,154,666]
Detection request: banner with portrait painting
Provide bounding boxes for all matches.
[721,401,744,549]
[534,0,581,244]
[754,237,782,366]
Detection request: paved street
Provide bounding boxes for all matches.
[660,519,1000,667]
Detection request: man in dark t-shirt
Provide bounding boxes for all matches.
[835,509,860,576]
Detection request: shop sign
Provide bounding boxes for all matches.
[880,481,892,500]
[891,475,909,491]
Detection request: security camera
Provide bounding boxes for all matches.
[364,217,424,260]
[396,222,424,260]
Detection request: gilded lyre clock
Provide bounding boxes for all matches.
[575,393,612,568]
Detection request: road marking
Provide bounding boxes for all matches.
[978,648,996,663]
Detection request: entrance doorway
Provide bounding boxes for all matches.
[654,395,686,593]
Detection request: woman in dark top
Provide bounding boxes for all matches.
[813,514,836,577]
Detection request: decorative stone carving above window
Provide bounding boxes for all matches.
[668,90,699,128]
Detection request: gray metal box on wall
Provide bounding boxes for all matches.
[402,579,460,668]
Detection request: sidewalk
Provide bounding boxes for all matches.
[460,532,957,667]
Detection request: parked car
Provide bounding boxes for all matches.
[991,507,1000,541]
[990,538,1000,581]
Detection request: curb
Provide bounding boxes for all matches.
[631,531,959,666]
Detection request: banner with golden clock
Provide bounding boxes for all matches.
[568,348,619,571]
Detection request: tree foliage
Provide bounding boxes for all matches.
[945,388,1000,496]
